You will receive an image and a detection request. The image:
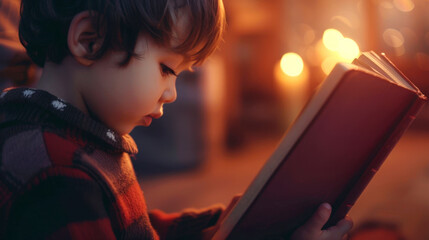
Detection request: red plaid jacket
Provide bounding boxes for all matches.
[0,87,222,239]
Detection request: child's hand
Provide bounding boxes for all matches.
[201,195,241,240]
[290,203,353,240]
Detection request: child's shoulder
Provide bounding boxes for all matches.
[0,87,139,194]
[0,125,91,183]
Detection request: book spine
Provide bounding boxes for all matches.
[327,94,427,226]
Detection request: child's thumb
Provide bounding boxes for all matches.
[302,203,331,232]
[326,215,353,239]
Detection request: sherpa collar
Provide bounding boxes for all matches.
[0,87,138,155]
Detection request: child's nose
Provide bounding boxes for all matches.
[161,79,177,104]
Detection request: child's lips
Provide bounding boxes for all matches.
[140,116,153,126]
[150,113,162,119]
[140,114,162,126]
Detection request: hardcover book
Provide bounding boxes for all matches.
[212,51,427,240]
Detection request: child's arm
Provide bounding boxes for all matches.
[149,205,224,240]
[148,195,241,240]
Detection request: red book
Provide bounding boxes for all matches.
[212,52,427,240]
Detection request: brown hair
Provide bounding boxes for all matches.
[19,0,226,67]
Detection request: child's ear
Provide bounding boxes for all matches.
[67,11,104,66]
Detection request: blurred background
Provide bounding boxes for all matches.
[2,0,429,239]
[133,0,429,239]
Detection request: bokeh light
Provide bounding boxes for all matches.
[321,55,343,75]
[319,28,361,74]
[316,39,330,61]
[323,29,344,51]
[330,16,353,29]
[383,28,405,48]
[338,38,360,61]
[393,0,415,12]
[280,52,304,77]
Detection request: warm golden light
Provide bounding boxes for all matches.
[298,23,316,45]
[330,16,352,29]
[321,56,342,75]
[383,28,405,48]
[393,0,415,12]
[338,38,360,61]
[320,29,360,75]
[274,61,310,126]
[280,52,304,77]
[323,29,344,51]
[315,39,329,62]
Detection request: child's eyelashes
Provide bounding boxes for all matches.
[160,63,177,77]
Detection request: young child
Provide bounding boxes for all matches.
[0,0,352,239]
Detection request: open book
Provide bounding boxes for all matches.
[212,51,427,240]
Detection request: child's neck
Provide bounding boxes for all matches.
[35,57,89,115]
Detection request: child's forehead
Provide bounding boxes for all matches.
[170,51,196,70]
[156,40,196,69]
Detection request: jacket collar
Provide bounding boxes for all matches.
[0,87,138,155]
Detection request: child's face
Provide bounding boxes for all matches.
[81,35,192,135]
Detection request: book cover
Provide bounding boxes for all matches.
[212,53,427,240]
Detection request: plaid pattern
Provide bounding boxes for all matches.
[0,88,222,239]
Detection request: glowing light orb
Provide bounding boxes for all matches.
[393,0,415,12]
[323,29,344,51]
[338,38,360,61]
[321,56,342,75]
[383,28,405,48]
[280,52,304,77]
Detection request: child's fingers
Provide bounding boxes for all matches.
[326,215,354,239]
[301,203,332,232]
[229,194,241,209]
[208,194,242,238]
[201,225,217,240]
[230,195,241,207]
[219,194,241,222]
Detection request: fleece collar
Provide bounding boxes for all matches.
[0,87,138,155]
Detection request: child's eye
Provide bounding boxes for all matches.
[160,63,177,77]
